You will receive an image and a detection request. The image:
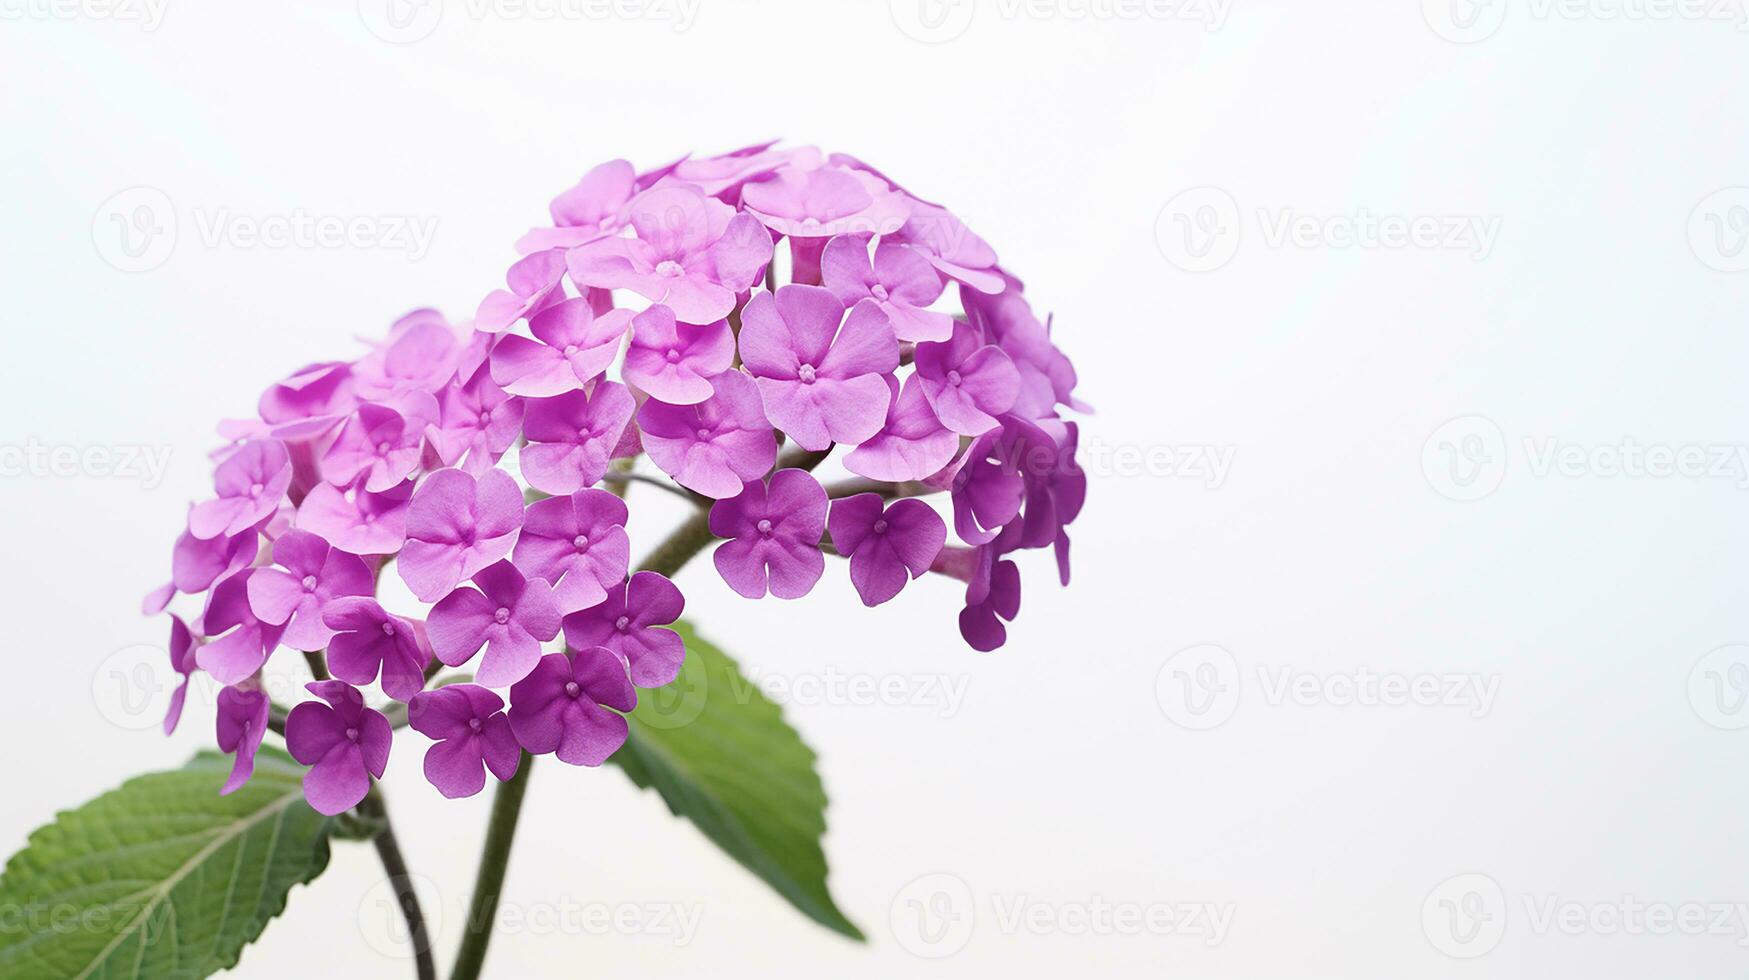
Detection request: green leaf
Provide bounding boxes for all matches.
[0,747,336,979]
[610,621,865,941]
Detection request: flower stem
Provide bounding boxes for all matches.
[356,788,436,980]
[636,506,717,578]
[451,752,533,980]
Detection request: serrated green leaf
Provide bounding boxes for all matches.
[0,747,335,979]
[610,621,864,941]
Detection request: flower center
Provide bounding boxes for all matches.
[381,621,396,636]
[873,519,889,534]
[248,482,264,496]
[376,441,392,454]
[870,283,889,301]
[564,344,579,356]
[655,260,684,278]
[301,575,319,592]
[578,426,592,439]
[614,615,631,632]
[946,370,963,387]
[801,216,821,229]
[695,427,711,440]
[468,717,483,732]
[493,607,510,625]
[478,411,492,426]
[564,681,581,699]
[797,364,817,385]
[665,347,681,363]
[344,727,360,742]
[572,534,590,552]
[756,518,774,537]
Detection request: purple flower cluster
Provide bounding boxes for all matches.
[146,142,1086,814]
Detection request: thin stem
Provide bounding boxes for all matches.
[451,753,534,980]
[636,506,717,578]
[599,470,707,506]
[303,649,330,681]
[357,788,436,980]
[823,477,937,500]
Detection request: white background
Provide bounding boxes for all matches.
[3,1,1748,977]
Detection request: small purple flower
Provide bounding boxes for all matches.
[913,320,1021,436]
[827,494,947,607]
[561,571,686,688]
[321,394,439,492]
[197,571,287,686]
[398,468,525,602]
[948,425,1029,546]
[169,521,259,598]
[322,597,432,702]
[519,381,636,495]
[893,197,1004,294]
[245,530,374,652]
[636,371,777,499]
[475,248,567,333]
[507,647,636,767]
[296,479,413,555]
[671,140,809,198]
[258,360,357,426]
[515,159,637,253]
[566,182,773,324]
[163,614,199,735]
[708,470,828,600]
[843,374,960,483]
[738,285,898,451]
[621,304,735,405]
[427,369,525,476]
[408,684,521,799]
[820,234,953,343]
[958,549,1021,652]
[488,299,631,397]
[286,680,392,815]
[741,164,909,240]
[216,684,270,795]
[353,310,470,400]
[189,440,292,540]
[426,560,562,687]
[512,489,631,614]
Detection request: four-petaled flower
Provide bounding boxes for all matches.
[738,285,898,451]
[427,369,525,476]
[741,165,909,240]
[426,560,562,687]
[408,684,521,798]
[297,479,413,555]
[827,494,948,607]
[843,374,960,483]
[512,489,631,614]
[507,648,636,767]
[488,299,631,397]
[286,680,392,815]
[519,381,636,495]
[322,597,433,702]
[189,440,292,539]
[321,394,439,492]
[398,468,526,602]
[246,529,374,652]
[913,320,1021,436]
[475,249,567,333]
[636,371,776,499]
[196,570,288,686]
[820,234,953,343]
[620,304,735,405]
[561,571,686,688]
[216,684,271,795]
[708,470,829,600]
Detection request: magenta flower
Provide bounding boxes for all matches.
[427,369,525,476]
[286,680,392,815]
[708,470,828,600]
[894,197,1004,294]
[353,310,471,400]
[913,320,1021,436]
[843,374,960,483]
[475,249,567,333]
[163,614,199,735]
[519,381,636,495]
[621,304,735,405]
[322,596,431,702]
[297,479,413,555]
[488,299,631,398]
[738,285,898,451]
[958,549,1021,652]
[561,570,685,688]
[408,684,521,799]
[398,468,525,602]
[949,425,1028,546]
[512,489,631,614]
[566,182,773,323]
[168,522,258,599]
[507,647,636,767]
[321,394,439,492]
[515,158,638,253]
[636,370,776,499]
[827,494,947,607]
[671,140,809,198]
[819,234,953,343]
[426,560,562,687]
[197,571,287,686]
[741,164,909,240]
[245,529,374,652]
[258,360,357,425]
[189,440,291,539]
[215,684,270,795]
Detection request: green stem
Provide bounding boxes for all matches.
[357,788,436,980]
[451,753,533,980]
[636,507,717,578]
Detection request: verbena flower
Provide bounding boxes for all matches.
[146,142,1088,809]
